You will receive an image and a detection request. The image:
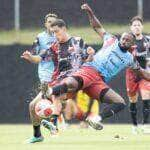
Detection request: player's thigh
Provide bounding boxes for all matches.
[63,99,76,120]
[84,80,109,100]
[102,88,125,104]
[52,98,62,115]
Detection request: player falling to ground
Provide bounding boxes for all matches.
[126,16,150,134]
[42,3,150,131]
[21,13,58,143]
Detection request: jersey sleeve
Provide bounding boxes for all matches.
[103,32,113,41]
[30,37,40,55]
[102,32,117,48]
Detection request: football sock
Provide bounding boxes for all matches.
[142,100,150,124]
[33,125,41,137]
[51,115,59,129]
[129,103,137,126]
[100,103,125,120]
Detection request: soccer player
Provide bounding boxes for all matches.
[41,19,95,129]
[43,4,150,130]
[21,13,58,83]
[126,16,150,134]
[24,18,95,143]
[21,13,58,143]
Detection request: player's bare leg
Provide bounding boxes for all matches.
[41,98,62,135]
[29,92,43,126]
[87,88,126,130]
[28,90,59,142]
[28,92,44,143]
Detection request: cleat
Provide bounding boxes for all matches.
[86,115,103,130]
[41,119,57,135]
[27,136,44,143]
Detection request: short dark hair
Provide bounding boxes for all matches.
[51,19,67,28]
[129,32,136,41]
[44,13,58,22]
[121,32,136,42]
[130,16,143,25]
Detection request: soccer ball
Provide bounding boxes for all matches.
[35,99,54,118]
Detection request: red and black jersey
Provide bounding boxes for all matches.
[135,35,150,68]
[50,37,88,80]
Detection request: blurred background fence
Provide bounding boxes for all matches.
[0,0,150,30]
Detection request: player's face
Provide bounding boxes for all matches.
[45,17,57,32]
[51,26,67,42]
[130,20,143,36]
[119,33,134,50]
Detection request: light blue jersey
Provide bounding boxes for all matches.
[84,33,134,82]
[34,31,56,83]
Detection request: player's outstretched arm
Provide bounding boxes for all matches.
[21,50,42,63]
[81,3,106,38]
[84,46,95,62]
[131,62,150,80]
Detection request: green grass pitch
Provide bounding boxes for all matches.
[0,22,150,45]
[0,124,150,150]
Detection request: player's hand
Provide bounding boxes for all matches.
[50,42,59,52]
[86,46,95,55]
[81,3,92,12]
[21,50,32,61]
